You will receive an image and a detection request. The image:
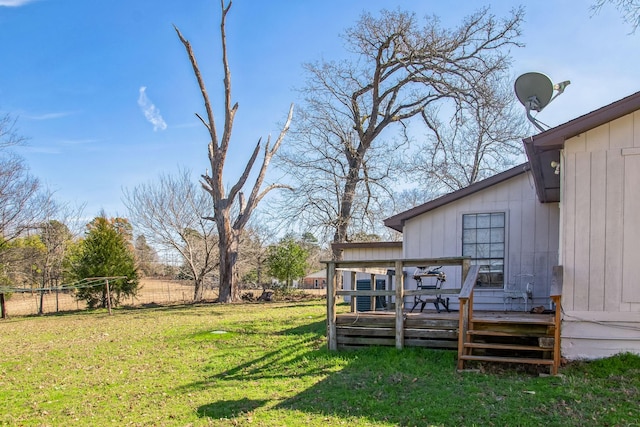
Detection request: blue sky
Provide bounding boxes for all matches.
[1,0,638,221]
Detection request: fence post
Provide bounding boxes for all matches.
[105,279,113,316]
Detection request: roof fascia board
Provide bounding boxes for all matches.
[383,163,530,232]
[530,91,640,150]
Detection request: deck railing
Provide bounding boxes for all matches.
[456,265,481,369]
[324,257,472,351]
[550,265,563,375]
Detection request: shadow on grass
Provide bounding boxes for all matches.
[181,320,331,386]
[274,347,467,426]
[178,304,640,426]
[197,397,268,419]
[183,315,471,425]
[181,310,568,425]
[277,318,327,336]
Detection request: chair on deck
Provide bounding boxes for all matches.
[410,266,450,313]
[503,274,534,311]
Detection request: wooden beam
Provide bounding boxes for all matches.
[462,258,471,288]
[551,265,563,297]
[551,265,563,375]
[404,288,462,296]
[330,257,469,270]
[552,295,562,375]
[370,273,376,312]
[459,265,481,299]
[395,260,405,349]
[327,262,337,351]
[458,299,468,370]
[338,290,395,297]
[350,271,356,312]
[457,265,480,370]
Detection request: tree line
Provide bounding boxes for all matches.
[17,0,632,304]
[0,1,527,305]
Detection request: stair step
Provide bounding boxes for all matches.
[467,330,551,338]
[471,318,555,326]
[459,354,555,365]
[464,342,552,352]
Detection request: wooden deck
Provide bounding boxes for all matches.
[336,310,555,350]
[337,310,459,349]
[325,259,563,374]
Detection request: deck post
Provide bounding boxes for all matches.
[457,298,468,370]
[461,258,470,288]
[387,270,393,311]
[370,273,376,311]
[456,264,480,371]
[350,271,356,312]
[551,265,563,375]
[327,261,337,351]
[394,260,405,349]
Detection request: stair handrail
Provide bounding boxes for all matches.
[550,265,563,375]
[457,265,481,370]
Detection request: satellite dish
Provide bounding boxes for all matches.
[515,72,553,112]
[514,72,570,132]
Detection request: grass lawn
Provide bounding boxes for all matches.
[1,300,638,426]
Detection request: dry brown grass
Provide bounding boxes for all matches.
[3,279,326,317]
[3,279,213,316]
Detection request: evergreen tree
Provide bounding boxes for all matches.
[266,237,308,289]
[66,216,139,308]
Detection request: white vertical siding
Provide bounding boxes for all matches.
[561,111,640,360]
[339,245,402,300]
[341,246,402,261]
[622,152,640,304]
[402,172,559,310]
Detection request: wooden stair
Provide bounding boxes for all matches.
[459,315,559,374]
[456,266,564,375]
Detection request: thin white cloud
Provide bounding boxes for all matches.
[23,138,99,154]
[137,86,167,131]
[0,0,38,6]
[59,138,99,146]
[24,111,77,120]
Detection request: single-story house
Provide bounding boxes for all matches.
[301,269,328,289]
[335,90,640,360]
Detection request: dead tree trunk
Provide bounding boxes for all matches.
[175,1,293,303]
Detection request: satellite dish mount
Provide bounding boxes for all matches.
[515,72,570,132]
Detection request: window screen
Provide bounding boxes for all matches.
[462,212,505,288]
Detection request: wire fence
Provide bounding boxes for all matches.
[1,279,221,317]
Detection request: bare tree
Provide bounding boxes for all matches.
[0,113,57,317]
[174,1,293,302]
[235,223,272,291]
[276,7,524,257]
[592,0,640,32]
[124,170,218,301]
[134,235,160,278]
[275,106,399,245]
[411,75,528,193]
[0,113,56,247]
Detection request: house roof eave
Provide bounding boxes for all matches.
[524,90,640,203]
[331,241,403,251]
[383,163,530,232]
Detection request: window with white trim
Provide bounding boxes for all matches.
[462,212,505,288]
